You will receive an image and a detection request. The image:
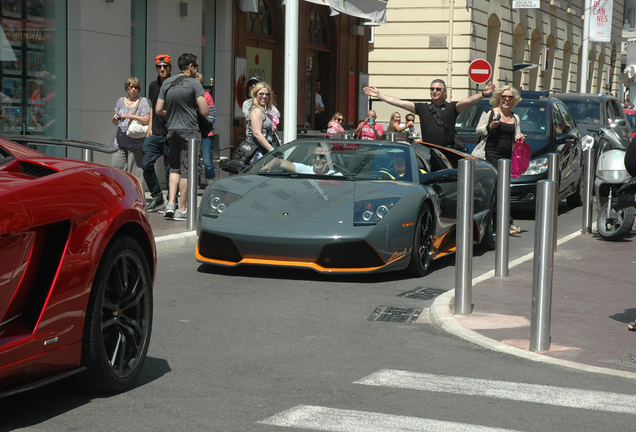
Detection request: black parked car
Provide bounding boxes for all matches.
[552,92,633,150]
[455,91,584,208]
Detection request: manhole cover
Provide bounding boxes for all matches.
[367,306,421,323]
[398,287,448,300]
[601,356,636,368]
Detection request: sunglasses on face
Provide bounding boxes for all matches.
[257,92,270,97]
[312,154,327,161]
[336,118,344,122]
[156,64,170,69]
[500,95,514,100]
[128,86,140,90]
[430,87,444,92]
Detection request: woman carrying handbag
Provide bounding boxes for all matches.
[476,85,525,235]
[112,77,150,184]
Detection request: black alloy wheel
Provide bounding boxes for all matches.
[407,205,434,277]
[82,235,153,393]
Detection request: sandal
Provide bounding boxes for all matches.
[628,321,636,331]
[509,224,521,235]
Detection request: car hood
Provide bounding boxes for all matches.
[210,175,415,224]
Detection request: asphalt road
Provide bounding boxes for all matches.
[3,202,635,431]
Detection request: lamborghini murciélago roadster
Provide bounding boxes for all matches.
[0,135,155,398]
[196,139,497,276]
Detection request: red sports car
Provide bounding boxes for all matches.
[0,135,155,398]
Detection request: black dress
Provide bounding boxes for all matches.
[485,121,515,166]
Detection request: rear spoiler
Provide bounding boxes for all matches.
[2,135,118,154]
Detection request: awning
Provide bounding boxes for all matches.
[303,0,388,24]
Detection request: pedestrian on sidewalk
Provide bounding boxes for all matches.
[364,80,495,148]
[476,85,525,235]
[142,54,172,211]
[196,72,216,184]
[354,110,383,140]
[155,53,209,221]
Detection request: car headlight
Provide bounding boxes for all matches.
[202,189,242,218]
[581,134,596,151]
[354,198,400,225]
[522,156,549,176]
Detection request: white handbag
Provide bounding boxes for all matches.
[471,137,487,159]
[125,98,148,139]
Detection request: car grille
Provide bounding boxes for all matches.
[198,232,243,263]
[316,241,385,268]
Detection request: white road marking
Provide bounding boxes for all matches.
[355,369,636,414]
[258,405,521,432]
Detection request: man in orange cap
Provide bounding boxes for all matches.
[142,54,172,211]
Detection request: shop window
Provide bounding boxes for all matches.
[247,0,273,35]
[308,10,328,45]
[1,0,65,137]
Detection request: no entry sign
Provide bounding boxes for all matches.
[468,59,492,84]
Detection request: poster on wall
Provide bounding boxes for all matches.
[246,47,273,84]
[590,0,613,43]
[358,72,369,125]
[234,57,247,119]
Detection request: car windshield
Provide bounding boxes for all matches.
[455,102,549,138]
[558,100,602,125]
[245,140,414,182]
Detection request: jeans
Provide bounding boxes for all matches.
[201,134,216,180]
[142,134,169,198]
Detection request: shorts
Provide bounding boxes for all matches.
[167,129,200,178]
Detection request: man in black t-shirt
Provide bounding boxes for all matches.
[142,54,172,211]
[364,80,495,148]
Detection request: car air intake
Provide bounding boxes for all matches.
[19,161,58,177]
[198,232,243,263]
[317,241,385,269]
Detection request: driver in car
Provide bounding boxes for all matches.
[261,144,343,176]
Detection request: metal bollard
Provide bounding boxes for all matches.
[495,159,511,277]
[530,180,557,352]
[547,153,559,251]
[388,132,396,142]
[455,158,474,315]
[343,134,351,139]
[82,149,93,162]
[581,148,596,234]
[187,138,198,231]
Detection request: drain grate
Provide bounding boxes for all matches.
[367,306,421,323]
[398,287,448,301]
[601,356,636,368]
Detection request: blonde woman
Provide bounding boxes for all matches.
[247,82,275,162]
[326,112,345,134]
[476,85,525,235]
[387,112,408,132]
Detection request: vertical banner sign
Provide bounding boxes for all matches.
[234,57,247,119]
[348,71,355,127]
[590,0,613,43]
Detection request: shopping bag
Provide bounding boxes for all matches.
[511,138,531,178]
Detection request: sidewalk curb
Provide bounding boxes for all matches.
[155,231,198,253]
[428,229,636,380]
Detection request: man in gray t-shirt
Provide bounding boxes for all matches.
[156,53,208,221]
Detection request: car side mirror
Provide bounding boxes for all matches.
[611,118,627,127]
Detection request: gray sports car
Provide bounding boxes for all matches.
[196,139,497,276]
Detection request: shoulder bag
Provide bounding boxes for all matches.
[471,110,494,159]
[126,98,149,139]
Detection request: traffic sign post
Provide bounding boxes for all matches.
[468,59,492,84]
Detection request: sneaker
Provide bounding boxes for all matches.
[173,209,187,221]
[164,202,176,219]
[509,224,521,235]
[147,196,164,211]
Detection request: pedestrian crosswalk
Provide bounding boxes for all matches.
[258,369,636,430]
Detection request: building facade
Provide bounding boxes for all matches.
[0,0,372,167]
[368,0,624,127]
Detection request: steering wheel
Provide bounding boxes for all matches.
[369,168,398,180]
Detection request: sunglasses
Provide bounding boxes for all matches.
[128,86,140,90]
[336,118,344,122]
[257,92,270,97]
[430,87,444,92]
[192,63,198,68]
[500,95,514,100]
[312,154,327,161]
[156,64,170,69]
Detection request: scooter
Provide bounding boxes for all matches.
[592,127,635,240]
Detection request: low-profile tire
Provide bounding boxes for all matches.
[597,202,635,241]
[479,193,497,251]
[81,235,153,393]
[566,177,584,207]
[406,204,434,277]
